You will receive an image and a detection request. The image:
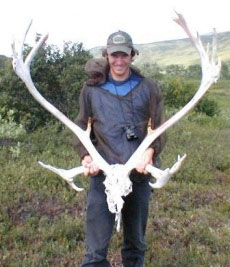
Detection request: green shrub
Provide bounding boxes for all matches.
[196,98,220,117]
[162,77,219,117]
[0,109,26,138]
[163,77,195,108]
[0,39,91,132]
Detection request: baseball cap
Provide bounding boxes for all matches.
[106,30,139,55]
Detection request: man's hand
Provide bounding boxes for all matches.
[135,148,154,174]
[81,155,100,177]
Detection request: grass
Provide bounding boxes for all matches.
[0,81,229,266]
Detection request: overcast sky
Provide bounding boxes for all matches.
[1,0,229,57]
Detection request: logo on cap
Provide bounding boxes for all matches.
[112,34,126,44]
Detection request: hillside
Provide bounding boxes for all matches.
[90,31,230,67]
[1,31,229,69]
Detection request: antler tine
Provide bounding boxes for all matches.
[11,41,17,60]
[18,19,49,69]
[174,11,221,82]
[37,119,93,190]
[173,11,193,40]
[25,33,49,69]
[38,161,85,191]
[206,42,210,57]
[174,12,209,69]
[146,154,187,189]
[22,20,33,52]
[12,20,33,62]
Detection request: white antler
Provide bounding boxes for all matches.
[12,13,221,231]
[146,154,187,188]
[38,161,85,191]
[12,22,110,173]
[12,22,131,231]
[124,12,221,186]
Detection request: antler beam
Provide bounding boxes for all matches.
[12,25,110,175]
[125,12,221,173]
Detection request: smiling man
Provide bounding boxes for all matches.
[74,30,165,267]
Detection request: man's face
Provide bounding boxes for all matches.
[107,52,132,81]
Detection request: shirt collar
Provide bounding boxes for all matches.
[108,71,132,85]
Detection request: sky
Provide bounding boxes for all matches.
[1,0,229,57]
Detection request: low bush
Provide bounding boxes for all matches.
[162,77,219,117]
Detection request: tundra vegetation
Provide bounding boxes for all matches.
[0,38,230,266]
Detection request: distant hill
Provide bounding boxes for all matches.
[1,31,229,69]
[90,31,230,67]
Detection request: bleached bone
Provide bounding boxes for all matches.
[12,12,221,231]
[124,14,221,175]
[146,154,187,188]
[38,161,85,191]
[38,154,187,192]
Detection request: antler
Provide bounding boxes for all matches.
[12,22,132,231]
[12,13,221,231]
[12,22,111,175]
[38,161,85,191]
[124,12,221,181]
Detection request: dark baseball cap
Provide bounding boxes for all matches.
[106,30,139,55]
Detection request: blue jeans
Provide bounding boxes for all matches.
[81,173,151,267]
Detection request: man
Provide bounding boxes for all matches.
[73,30,165,267]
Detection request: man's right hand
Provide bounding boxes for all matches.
[81,155,100,177]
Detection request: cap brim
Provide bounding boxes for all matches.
[107,45,132,55]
